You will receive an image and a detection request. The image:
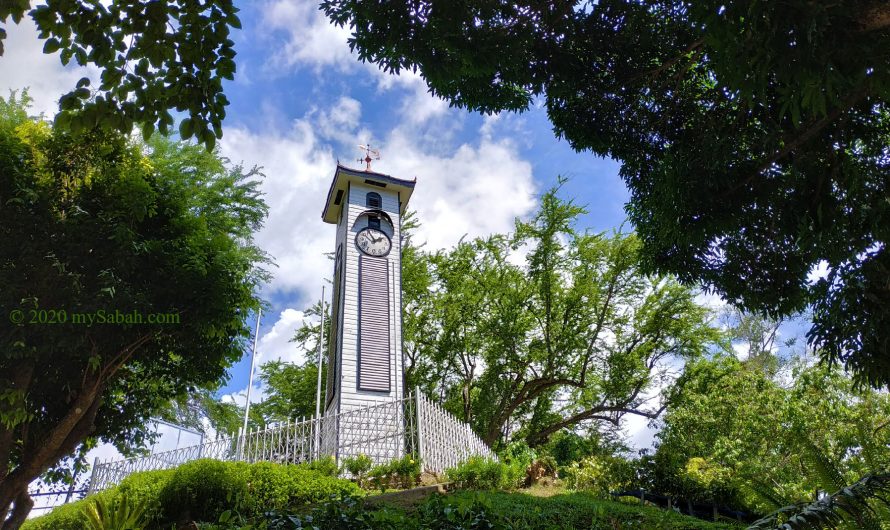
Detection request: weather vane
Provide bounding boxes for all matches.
[357,144,381,171]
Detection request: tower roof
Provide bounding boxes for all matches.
[321,164,416,224]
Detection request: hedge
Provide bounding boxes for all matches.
[23,459,361,529]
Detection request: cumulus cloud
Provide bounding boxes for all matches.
[261,0,354,72]
[0,18,95,117]
[382,130,537,250]
[256,308,314,366]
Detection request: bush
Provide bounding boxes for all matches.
[499,441,537,489]
[367,455,421,492]
[341,453,374,486]
[22,495,96,530]
[260,490,739,530]
[301,455,338,477]
[114,468,173,524]
[157,459,250,523]
[23,470,171,530]
[445,456,510,490]
[563,455,635,497]
[83,492,151,530]
[27,459,363,528]
[244,461,361,512]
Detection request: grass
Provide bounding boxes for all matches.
[444,489,745,529]
[350,482,743,529]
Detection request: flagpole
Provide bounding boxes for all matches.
[240,307,261,457]
[315,286,326,419]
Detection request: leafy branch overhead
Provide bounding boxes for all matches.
[0,0,241,150]
[323,0,890,386]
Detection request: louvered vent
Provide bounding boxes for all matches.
[358,256,390,392]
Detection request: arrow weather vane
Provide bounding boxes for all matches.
[357,144,381,171]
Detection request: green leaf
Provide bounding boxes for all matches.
[141,121,154,141]
[179,118,194,139]
[42,37,61,54]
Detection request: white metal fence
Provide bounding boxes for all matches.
[415,391,496,472]
[88,389,494,493]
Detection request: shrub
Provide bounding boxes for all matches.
[445,456,509,490]
[367,455,422,492]
[301,455,338,477]
[264,495,410,530]
[341,453,374,486]
[243,461,361,512]
[114,468,173,524]
[28,459,362,528]
[563,455,635,497]
[83,492,150,530]
[23,470,170,530]
[261,490,738,530]
[499,441,537,489]
[21,495,95,530]
[157,459,250,523]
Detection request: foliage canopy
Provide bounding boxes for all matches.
[0,93,268,526]
[403,187,717,447]
[0,0,241,149]
[323,0,890,386]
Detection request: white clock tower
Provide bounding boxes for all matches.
[320,162,415,461]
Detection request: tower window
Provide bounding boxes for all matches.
[366,192,382,208]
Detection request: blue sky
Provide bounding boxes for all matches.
[1,1,689,451]
[213,1,630,398]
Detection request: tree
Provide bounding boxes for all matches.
[654,355,890,515]
[158,388,245,438]
[254,360,321,425]
[406,187,718,447]
[1,0,241,149]
[249,299,330,426]
[322,0,890,386]
[0,94,268,528]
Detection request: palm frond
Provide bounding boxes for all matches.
[793,429,846,493]
[741,477,790,512]
[747,472,890,530]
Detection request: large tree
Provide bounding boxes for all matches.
[322,0,890,386]
[1,0,240,148]
[0,94,268,528]
[405,188,717,447]
[655,355,890,515]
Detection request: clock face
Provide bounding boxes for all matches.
[355,228,392,257]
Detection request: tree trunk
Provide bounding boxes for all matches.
[0,382,102,516]
[0,490,32,530]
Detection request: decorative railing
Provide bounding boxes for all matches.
[88,390,493,493]
[415,392,496,472]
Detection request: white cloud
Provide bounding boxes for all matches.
[382,129,537,250]
[0,18,95,117]
[256,308,313,366]
[257,0,450,127]
[807,259,830,285]
[261,0,354,72]
[695,289,727,312]
[220,118,337,295]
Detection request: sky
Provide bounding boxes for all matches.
[3,0,699,459]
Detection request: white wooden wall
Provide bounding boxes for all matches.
[336,183,404,413]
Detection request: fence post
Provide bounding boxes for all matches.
[415,387,424,467]
[86,456,100,495]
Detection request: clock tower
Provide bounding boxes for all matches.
[321,163,416,461]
